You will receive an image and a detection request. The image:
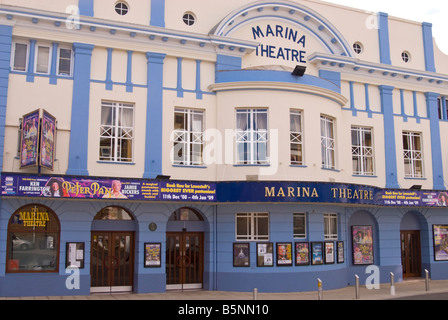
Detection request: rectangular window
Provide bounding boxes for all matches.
[12,42,28,72]
[173,108,204,166]
[58,48,73,76]
[293,213,306,239]
[321,115,335,169]
[236,212,269,241]
[100,101,134,163]
[324,213,338,240]
[236,109,268,165]
[352,126,374,176]
[290,110,303,165]
[403,131,423,178]
[35,45,51,74]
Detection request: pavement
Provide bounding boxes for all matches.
[2,278,448,300]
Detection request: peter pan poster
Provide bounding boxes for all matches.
[352,226,374,265]
[20,110,40,168]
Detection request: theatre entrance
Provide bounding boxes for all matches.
[166,208,205,291]
[90,206,136,293]
[401,230,422,278]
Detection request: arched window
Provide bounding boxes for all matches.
[168,208,203,221]
[94,206,134,220]
[7,204,60,273]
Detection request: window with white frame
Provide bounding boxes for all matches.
[403,131,423,178]
[12,42,28,72]
[321,115,335,169]
[100,101,134,163]
[324,213,338,240]
[293,212,307,239]
[236,212,269,241]
[57,47,73,76]
[236,109,268,165]
[290,110,303,165]
[352,126,374,176]
[35,45,51,74]
[173,108,204,166]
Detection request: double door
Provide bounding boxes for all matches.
[401,230,422,278]
[91,232,134,293]
[166,232,204,290]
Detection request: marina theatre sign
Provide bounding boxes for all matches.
[252,24,307,63]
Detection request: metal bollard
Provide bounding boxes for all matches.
[390,272,396,296]
[425,269,430,292]
[355,275,360,300]
[317,278,323,300]
[253,288,258,300]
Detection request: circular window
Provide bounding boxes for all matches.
[115,2,129,16]
[402,51,411,63]
[353,42,363,54]
[183,12,196,26]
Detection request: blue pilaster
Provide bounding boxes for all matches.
[422,22,436,73]
[49,42,58,85]
[426,92,445,190]
[78,0,94,17]
[379,85,399,189]
[378,12,391,65]
[126,51,133,93]
[105,48,113,91]
[150,0,165,27]
[176,57,183,97]
[26,39,35,82]
[66,43,94,176]
[143,52,166,179]
[0,25,12,172]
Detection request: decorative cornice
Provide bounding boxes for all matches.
[209,81,348,106]
[0,5,257,57]
[309,52,448,88]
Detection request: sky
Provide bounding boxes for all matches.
[323,0,448,54]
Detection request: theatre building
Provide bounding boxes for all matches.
[1,0,448,296]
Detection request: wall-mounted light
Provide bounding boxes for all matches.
[292,65,307,77]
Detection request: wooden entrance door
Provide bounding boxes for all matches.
[166,232,204,290]
[91,232,134,293]
[400,230,422,278]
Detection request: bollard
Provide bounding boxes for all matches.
[425,269,430,292]
[253,288,258,300]
[390,272,396,296]
[355,275,360,300]
[317,278,323,300]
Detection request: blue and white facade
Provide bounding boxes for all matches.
[0,0,448,296]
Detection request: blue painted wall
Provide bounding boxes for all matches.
[143,52,166,179]
[66,43,94,176]
[379,85,400,189]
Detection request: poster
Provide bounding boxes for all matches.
[337,241,344,263]
[352,226,374,265]
[1,173,217,203]
[40,110,57,171]
[233,243,250,267]
[257,243,273,267]
[311,242,323,265]
[144,243,161,267]
[325,242,335,264]
[433,225,448,261]
[276,243,292,266]
[295,242,310,266]
[20,110,40,168]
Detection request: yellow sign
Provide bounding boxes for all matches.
[18,209,49,227]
